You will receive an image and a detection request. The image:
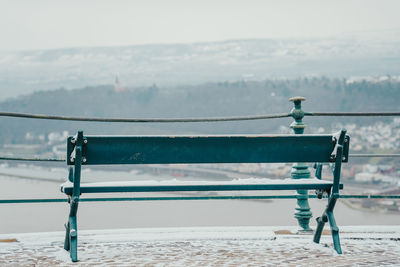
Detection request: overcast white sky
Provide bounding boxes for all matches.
[1,0,399,51]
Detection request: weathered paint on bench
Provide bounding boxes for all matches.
[66,134,349,165]
[62,129,349,262]
[61,181,343,195]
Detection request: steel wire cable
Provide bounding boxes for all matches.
[0,111,291,122]
[0,110,399,161]
[306,112,400,117]
[0,156,65,162]
[350,154,400,157]
[1,111,399,123]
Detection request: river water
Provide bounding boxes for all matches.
[0,165,399,234]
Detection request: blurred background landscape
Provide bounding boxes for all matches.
[0,0,399,233]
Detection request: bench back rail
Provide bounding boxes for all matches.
[67,134,350,166]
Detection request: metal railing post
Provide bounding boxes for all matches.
[289,96,313,232]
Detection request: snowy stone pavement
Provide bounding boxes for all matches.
[0,226,400,266]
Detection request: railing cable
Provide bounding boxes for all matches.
[0,111,291,123]
[1,194,400,204]
[306,112,400,117]
[0,154,399,162]
[350,154,400,158]
[0,111,399,123]
[0,156,65,162]
[0,110,399,162]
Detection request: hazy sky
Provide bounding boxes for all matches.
[1,0,399,51]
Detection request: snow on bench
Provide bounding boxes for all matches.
[61,130,349,262]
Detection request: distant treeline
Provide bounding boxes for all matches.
[0,77,399,145]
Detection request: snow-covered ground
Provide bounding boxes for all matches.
[0,226,399,266]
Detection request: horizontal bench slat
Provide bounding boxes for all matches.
[61,178,342,195]
[67,135,349,165]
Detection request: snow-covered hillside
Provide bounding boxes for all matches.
[1,30,400,100]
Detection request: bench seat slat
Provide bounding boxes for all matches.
[61,178,342,195]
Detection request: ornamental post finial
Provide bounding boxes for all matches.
[289,96,306,134]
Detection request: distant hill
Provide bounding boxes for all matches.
[0,77,399,145]
[1,31,400,100]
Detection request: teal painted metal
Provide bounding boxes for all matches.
[313,129,347,254]
[64,131,84,262]
[289,96,313,233]
[61,182,342,195]
[314,163,323,180]
[338,195,400,199]
[62,107,350,261]
[2,194,400,204]
[67,135,349,165]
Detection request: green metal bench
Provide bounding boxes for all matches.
[61,129,349,262]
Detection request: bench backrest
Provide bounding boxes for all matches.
[67,133,350,165]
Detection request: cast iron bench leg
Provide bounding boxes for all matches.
[70,198,79,262]
[69,215,78,262]
[328,210,342,254]
[314,195,342,254]
[326,196,342,254]
[64,196,79,262]
[313,213,327,244]
[66,132,83,262]
[64,222,70,251]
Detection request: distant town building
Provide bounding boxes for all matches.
[114,75,127,92]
